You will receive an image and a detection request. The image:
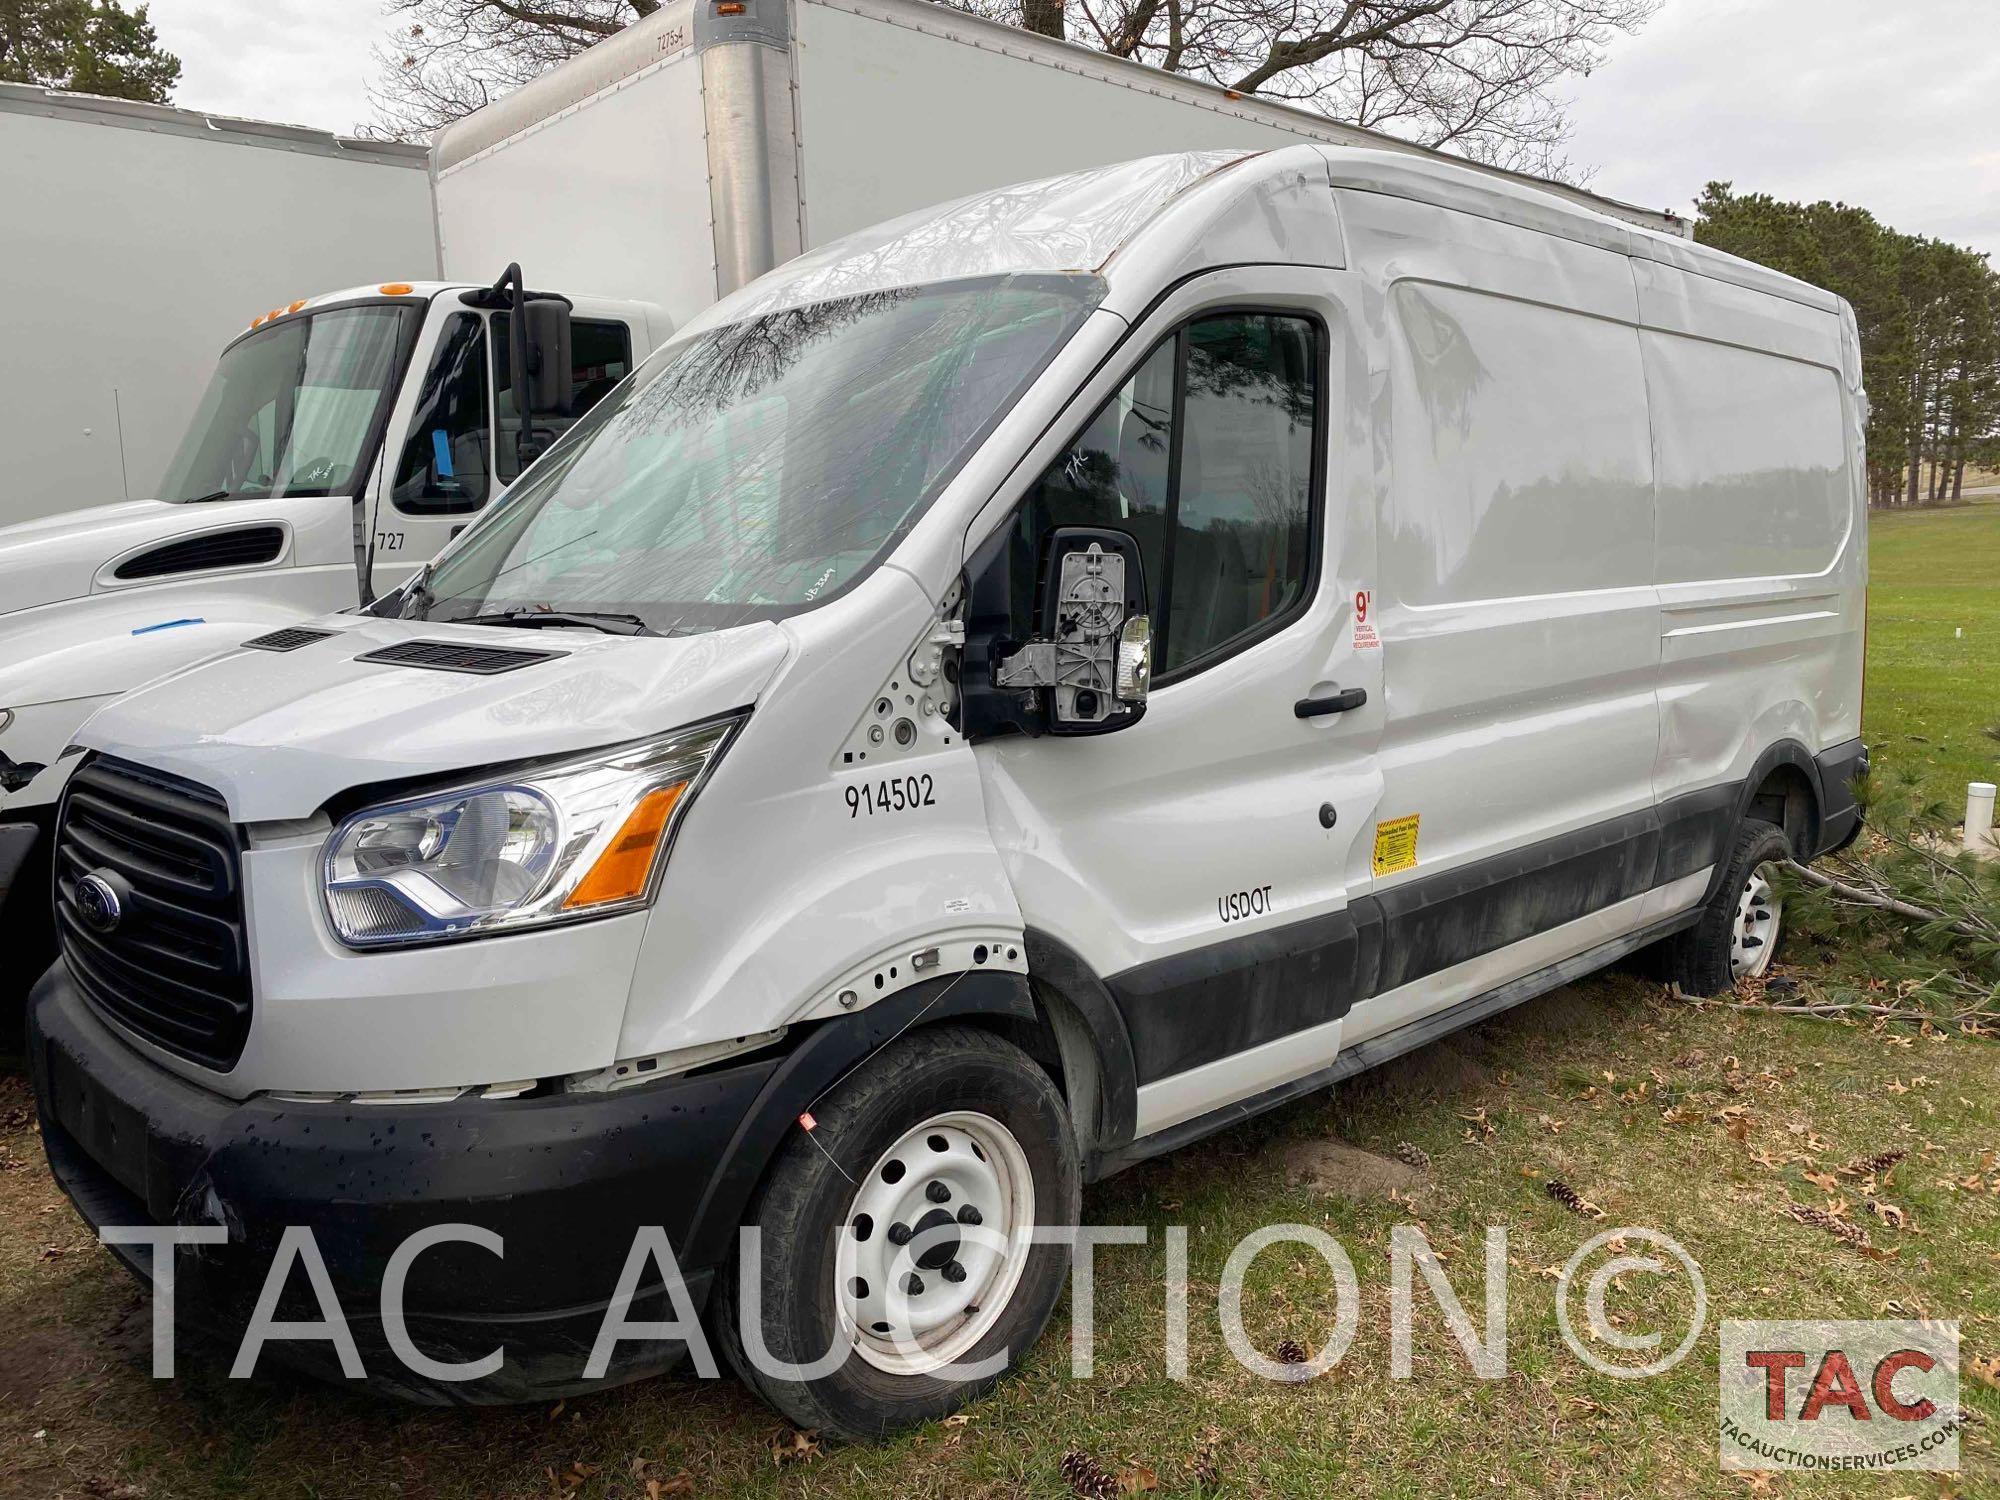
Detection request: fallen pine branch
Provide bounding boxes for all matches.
[1785,860,1996,943]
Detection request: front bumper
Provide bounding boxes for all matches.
[27,962,780,1402]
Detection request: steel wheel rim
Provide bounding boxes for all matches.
[1730,864,1782,978]
[834,1110,1035,1377]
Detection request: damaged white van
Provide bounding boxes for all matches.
[28,147,1867,1437]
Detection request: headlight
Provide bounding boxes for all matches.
[323,715,739,948]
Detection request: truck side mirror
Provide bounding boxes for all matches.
[995,526,1151,734]
[522,300,573,418]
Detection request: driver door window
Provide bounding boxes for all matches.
[1011,310,1321,680]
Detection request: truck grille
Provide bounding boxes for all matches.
[53,756,251,1070]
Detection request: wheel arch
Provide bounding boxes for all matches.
[1736,739,1824,861]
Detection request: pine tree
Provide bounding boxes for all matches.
[0,0,181,103]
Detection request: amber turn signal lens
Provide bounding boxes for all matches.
[564,783,686,908]
[379,282,415,296]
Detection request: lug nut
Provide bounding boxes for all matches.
[888,1222,912,1245]
[956,1204,982,1225]
[926,1180,951,1203]
[904,1273,925,1296]
[942,1260,967,1283]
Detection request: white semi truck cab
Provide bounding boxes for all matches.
[0,270,666,1024]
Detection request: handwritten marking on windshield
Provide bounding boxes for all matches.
[803,567,837,602]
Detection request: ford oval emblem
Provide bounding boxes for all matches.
[76,873,123,934]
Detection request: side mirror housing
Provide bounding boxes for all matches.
[522,300,573,419]
[992,526,1151,735]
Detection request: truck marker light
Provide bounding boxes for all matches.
[378,283,415,296]
[562,782,686,908]
[287,299,307,314]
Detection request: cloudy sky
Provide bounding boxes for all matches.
[144,0,1999,258]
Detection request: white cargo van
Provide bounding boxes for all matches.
[0,0,1689,1036]
[27,147,1866,1435]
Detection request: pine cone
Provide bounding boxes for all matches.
[1841,1148,1906,1178]
[1787,1203,1871,1249]
[1274,1338,1308,1364]
[1545,1178,1586,1215]
[1060,1450,1117,1500]
[1395,1141,1431,1171]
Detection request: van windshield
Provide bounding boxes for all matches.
[159,304,413,503]
[413,274,1103,635]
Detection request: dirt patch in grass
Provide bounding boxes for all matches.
[1274,1138,1423,1201]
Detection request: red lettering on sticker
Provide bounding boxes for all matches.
[1873,1348,1938,1421]
[1746,1350,1808,1420]
[1799,1351,1872,1421]
[1354,589,1370,623]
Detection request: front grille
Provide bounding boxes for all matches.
[354,639,566,675]
[54,756,251,1070]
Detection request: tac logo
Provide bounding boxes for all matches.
[1719,1319,1963,1473]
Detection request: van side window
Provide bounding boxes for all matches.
[391,313,490,516]
[1013,311,1319,679]
[494,316,636,483]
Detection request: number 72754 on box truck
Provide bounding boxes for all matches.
[27,137,1865,1437]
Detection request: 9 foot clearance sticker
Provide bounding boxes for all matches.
[1372,813,1420,876]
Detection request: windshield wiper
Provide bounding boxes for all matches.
[447,608,658,637]
[180,488,234,504]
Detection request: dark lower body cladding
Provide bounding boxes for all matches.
[26,963,777,1403]
[0,804,56,1058]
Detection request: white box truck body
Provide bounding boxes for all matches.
[0,85,443,531]
[26,143,1865,1428]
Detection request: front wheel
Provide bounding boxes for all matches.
[713,1025,1079,1440]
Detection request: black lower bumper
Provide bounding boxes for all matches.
[27,963,780,1402]
[1814,737,1870,856]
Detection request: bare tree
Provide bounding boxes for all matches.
[366,0,660,141]
[367,0,1652,179]
[966,0,1657,177]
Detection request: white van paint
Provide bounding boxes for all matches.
[27,147,1864,1420]
[0,0,1690,1013]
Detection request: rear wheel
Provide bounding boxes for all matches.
[1655,818,1791,996]
[714,1025,1078,1440]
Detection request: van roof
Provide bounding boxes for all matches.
[677,146,1838,336]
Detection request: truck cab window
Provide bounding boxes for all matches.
[392,313,490,515]
[494,315,635,483]
[1012,311,1320,680]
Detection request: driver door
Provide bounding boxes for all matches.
[969,268,1384,1139]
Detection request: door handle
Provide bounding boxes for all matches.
[1294,687,1368,718]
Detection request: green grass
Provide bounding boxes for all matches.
[1865,498,2000,808]
[3,510,1997,1499]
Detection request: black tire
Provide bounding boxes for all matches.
[1653,818,1791,996]
[712,1025,1079,1441]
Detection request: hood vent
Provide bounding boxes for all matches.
[114,525,286,581]
[243,626,338,652]
[354,639,567,675]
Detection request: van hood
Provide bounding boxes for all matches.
[73,615,793,821]
[0,499,185,615]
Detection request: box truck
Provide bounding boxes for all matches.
[28,141,1866,1434]
[0,0,1690,1030]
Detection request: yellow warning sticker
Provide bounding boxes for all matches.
[1372,814,1421,876]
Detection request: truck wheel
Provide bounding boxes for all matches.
[714,1024,1079,1440]
[1657,818,1790,997]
